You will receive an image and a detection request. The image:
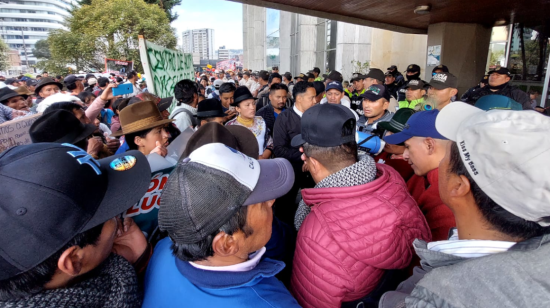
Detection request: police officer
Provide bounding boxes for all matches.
[460,75,488,105]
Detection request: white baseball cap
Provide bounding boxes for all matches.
[436,102,550,226]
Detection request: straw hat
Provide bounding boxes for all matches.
[111,100,174,137]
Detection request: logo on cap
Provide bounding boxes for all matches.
[367,86,381,95]
[433,73,448,83]
[62,143,101,175]
[408,65,413,69]
[110,156,137,171]
[409,80,419,86]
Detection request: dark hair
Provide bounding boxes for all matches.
[293,81,315,99]
[116,77,123,83]
[0,224,103,300]
[127,70,138,80]
[66,82,78,91]
[307,73,315,79]
[268,73,282,84]
[219,83,237,95]
[77,91,96,105]
[125,127,155,150]
[171,206,252,262]
[44,102,83,114]
[302,119,357,172]
[448,142,550,240]
[56,75,62,80]
[269,83,288,94]
[313,81,326,96]
[113,97,131,112]
[97,77,110,88]
[174,79,197,106]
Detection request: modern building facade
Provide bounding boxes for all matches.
[182,28,215,60]
[0,0,76,69]
[218,46,229,60]
[243,5,428,81]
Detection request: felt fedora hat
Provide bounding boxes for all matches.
[111,100,174,137]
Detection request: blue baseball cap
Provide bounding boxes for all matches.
[384,110,448,145]
[325,81,343,92]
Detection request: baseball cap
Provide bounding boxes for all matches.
[29,109,97,144]
[64,74,84,84]
[325,81,344,92]
[159,143,294,244]
[406,64,421,73]
[88,78,97,85]
[378,108,416,134]
[183,122,259,158]
[0,143,151,280]
[157,97,173,112]
[475,95,522,111]
[294,73,306,80]
[385,70,397,77]
[435,102,550,226]
[384,110,448,145]
[365,68,385,83]
[4,78,19,85]
[26,79,38,87]
[350,72,366,82]
[429,72,458,90]
[291,104,356,147]
[405,79,427,90]
[360,84,391,102]
[387,65,398,71]
[213,79,224,90]
[480,75,489,83]
[432,64,449,73]
[488,67,512,77]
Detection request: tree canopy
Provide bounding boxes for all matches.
[0,39,9,72]
[78,0,182,22]
[31,39,51,59]
[40,0,177,73]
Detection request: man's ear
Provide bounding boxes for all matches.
[425,137,436,155]
[211,232,240,257]
[134,136,142,148]
[57,246,83,276]
[308,156,322,174]
[450,88,458,97]
[452,174,472,198]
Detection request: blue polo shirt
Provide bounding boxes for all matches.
[143,238,301,308]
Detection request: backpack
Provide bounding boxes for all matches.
[170,107,198,128]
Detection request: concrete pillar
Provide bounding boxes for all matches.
[252,6,266,70]
[242,5,249,69]
[298,15,317,74]
[279,11,292,73]
[335,22,372,79]
[426,22,492,96]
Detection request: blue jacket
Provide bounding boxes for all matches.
[143,238,302,308]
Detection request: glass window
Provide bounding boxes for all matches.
[266,9,280,69]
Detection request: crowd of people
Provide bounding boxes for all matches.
[0,62,549,308]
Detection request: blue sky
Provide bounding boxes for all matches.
[172,0,243,50]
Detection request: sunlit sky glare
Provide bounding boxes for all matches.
[172,0,244,50]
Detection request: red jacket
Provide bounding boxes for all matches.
[291,164,431,308]
[407,168,456,241]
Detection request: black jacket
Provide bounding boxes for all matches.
[256,103,277,138]
[273,108,302,167]
[473,83,532,110]
[460,85,482,105]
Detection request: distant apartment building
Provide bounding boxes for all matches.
[0,0,78,68]
[218,46,229,60]
[182,28,215,60]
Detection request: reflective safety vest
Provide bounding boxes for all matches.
[399,97,425,109]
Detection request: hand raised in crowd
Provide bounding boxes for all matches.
[100,83,119,101]
[224,109,237,122]
[112,217,148,264]
[150,140,167,157]
[87,136,104,156]
[104,132,121,153]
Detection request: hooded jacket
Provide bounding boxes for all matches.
[291,164,431,308]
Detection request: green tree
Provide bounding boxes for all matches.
[32,39,51,59]
[0,39,9,72]
[78,0,181,22]
[43,0,177,73]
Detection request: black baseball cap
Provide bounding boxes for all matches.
[26,79,38,87]
[480,75,489,83]
[405,79,427,90]
[365,68,385,83]
[432,64,449,73]
[326,70,343,82]
[291,104,356,147]
[488,67,512,77]
[430,72,458,90]
[387,65,398,71]
[350,72,366,82]
[385,70,397,77]
[64,74,84,84]
[0,143,151,280]
[360,84,391,101]
[4,78,19,85]
[406,64,421,73]
[294,73,306,80]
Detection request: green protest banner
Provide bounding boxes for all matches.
[138,35,194,111]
